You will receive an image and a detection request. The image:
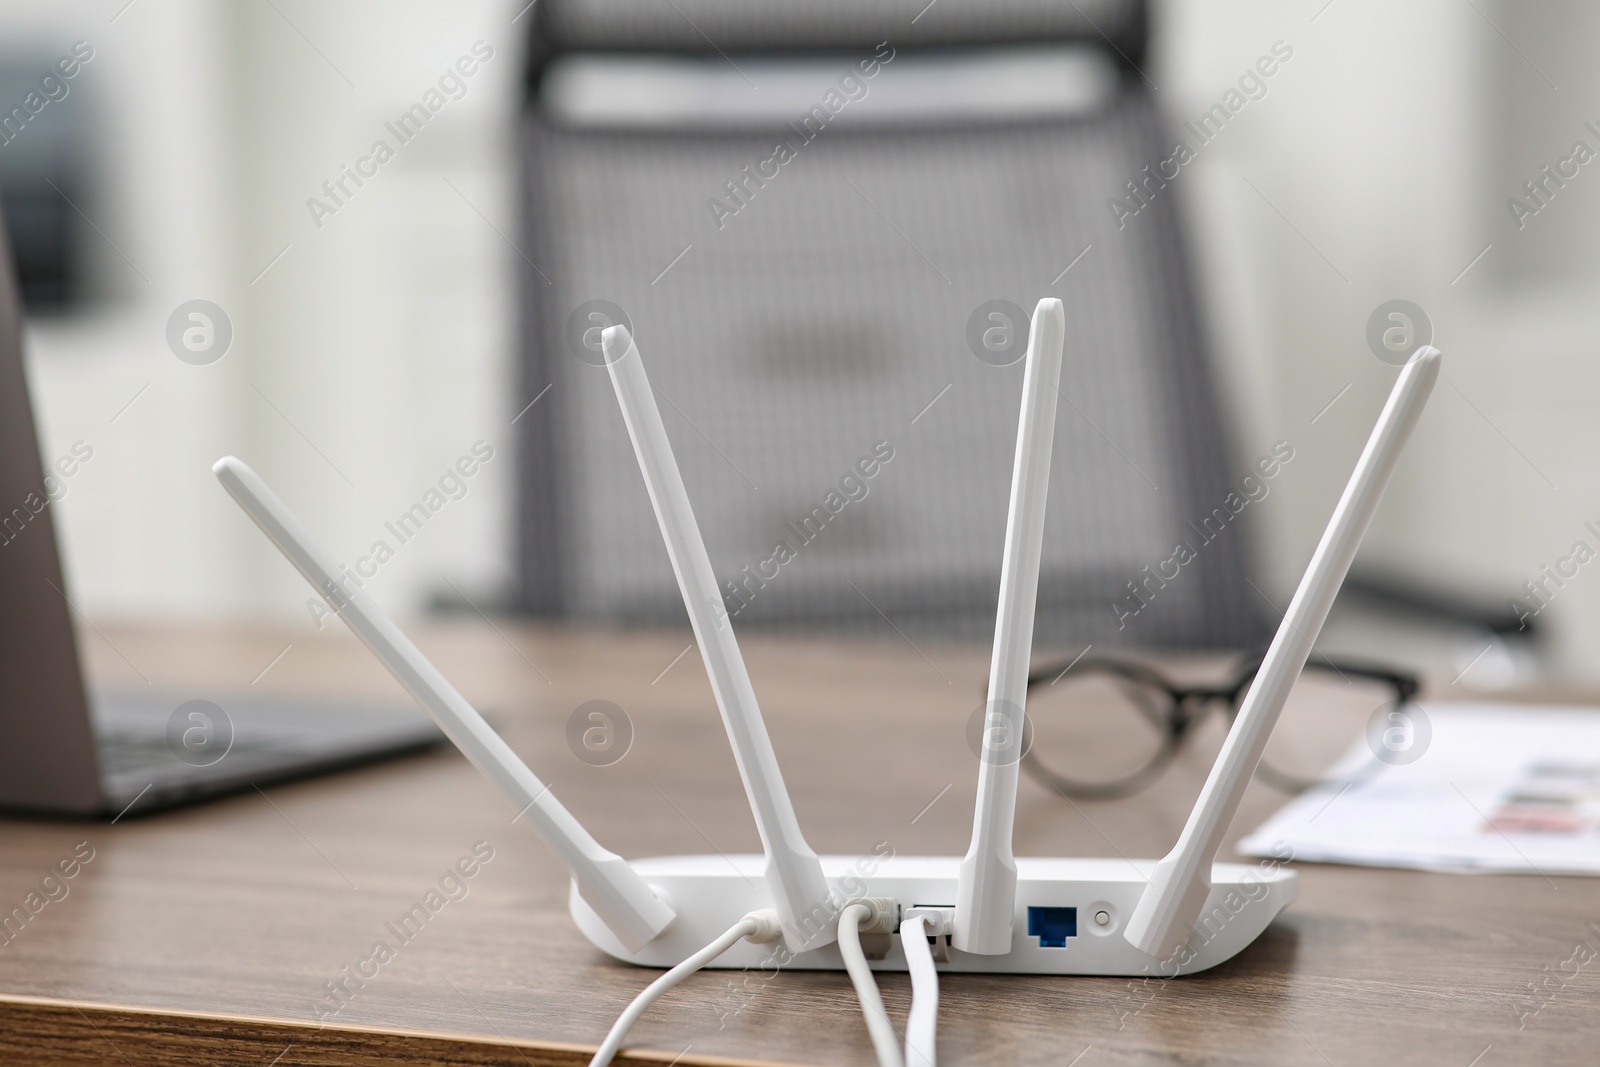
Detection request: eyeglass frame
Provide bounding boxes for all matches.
[1013,651,1421,799]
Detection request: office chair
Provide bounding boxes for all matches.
[513,0,1267,650]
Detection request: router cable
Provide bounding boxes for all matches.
[588,909,782,1067]
[838,899,904,1067]
[899,913,943,1067]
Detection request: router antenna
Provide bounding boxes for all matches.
[955,298,1067,954]
[600,325,833,951]
[1124,347,1442,961]
[213,457,675,953]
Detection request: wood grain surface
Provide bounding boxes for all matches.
[0,620,1592,1066]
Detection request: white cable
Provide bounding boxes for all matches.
[589,910,780,1067]
[839,902,905,1067]
[900,916,939,1067]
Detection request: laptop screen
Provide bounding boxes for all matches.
[0,210,101,813]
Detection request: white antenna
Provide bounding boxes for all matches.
[212,457,676,953]
[600,325,834,951]
[1124,347,1442,960]
[954,298,1067,954]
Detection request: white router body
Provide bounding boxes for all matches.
[572,854,1296,975]
[217,291,1437,992]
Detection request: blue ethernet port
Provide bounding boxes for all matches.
[1027,906,1077,947]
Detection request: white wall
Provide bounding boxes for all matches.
[15,0,243,618]
[1157,0,1600,679]
[14,0,1600,680]
[14,0,522,626]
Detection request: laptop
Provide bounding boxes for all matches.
[0,212,444,818]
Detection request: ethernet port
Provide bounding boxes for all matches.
[1027,906,1077,948]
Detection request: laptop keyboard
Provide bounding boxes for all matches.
[84,692,444,811]
[95,731,306,778]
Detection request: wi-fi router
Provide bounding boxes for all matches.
[214,304,1440,982]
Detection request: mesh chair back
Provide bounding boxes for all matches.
[515,1,1265,650]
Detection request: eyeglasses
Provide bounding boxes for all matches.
[1016,652,1420,799]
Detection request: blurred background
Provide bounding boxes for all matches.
[2,0,1593,687]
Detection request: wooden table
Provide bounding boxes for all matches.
[0,620,1592,1066]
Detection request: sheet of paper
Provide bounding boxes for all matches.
[1238,702,1600,875]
